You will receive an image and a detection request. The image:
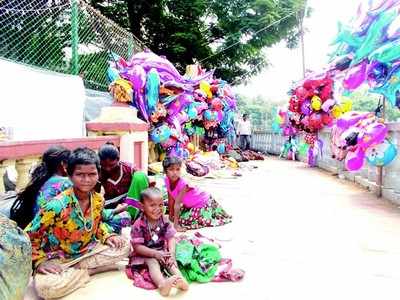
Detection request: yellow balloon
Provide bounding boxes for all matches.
[311,95,322,111]
[331,105,342,118]
[340,97,353,113]
[200,81,212,99]
[187,143,195,153]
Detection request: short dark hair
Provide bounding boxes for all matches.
[98,142,120,161]
[140,187,163,203]
[162,156,182,172]
[67,147,100,176]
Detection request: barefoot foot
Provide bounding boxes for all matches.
[175,277,189,291]
[159,275,179,297]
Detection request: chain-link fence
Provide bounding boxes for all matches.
[0,0,143,91]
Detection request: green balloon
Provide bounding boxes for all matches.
[353,10,397,65]
[298,142,309,156]
[369,40,400,64]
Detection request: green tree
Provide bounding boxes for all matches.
[90,0,307,83]
[236,94,285,130]
[347,87,400,122]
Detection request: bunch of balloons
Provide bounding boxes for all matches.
[107,50,237,158]
[330,112,396,171]
[329,0,400,107]
[287,76,353,134]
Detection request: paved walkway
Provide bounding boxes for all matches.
[25,157,400,299]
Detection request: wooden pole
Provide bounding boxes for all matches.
[377,96,386,198]
[299,8,306,78]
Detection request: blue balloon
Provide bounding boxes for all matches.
[366,139,397,166]
[106,67,120,83]
[150,125,171,144]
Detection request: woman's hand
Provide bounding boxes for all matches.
[105,235,125,249]
[37,261,63,274]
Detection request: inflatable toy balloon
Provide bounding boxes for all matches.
[186,105,198,120]
[169,143,189,159]
[336,112,370,130]
[340,97,353,113]
[217,110,224,122]
[309,113,323,129]
[211,98,223,111]
[343,60,368,90]
[161,136,178,149]
[194,89,207,101]
[322,113,333,126]
[150,103,167,123]
[366,139,397,166]
[301,100,312,115]
[126,65,146,91]
[184,123,195,136]
[187,142,196,153]
[298,142,309,156]
[200,81,212,99]
[107,67,120,83]
[345,147,366,171]
[109,79,132,103]
[366,61,389,88]
[358,122,387,148]
[321,99,335,112]
[150,125,172,144]
[311,96,322,111]
[331,105,342,118]
[145,68,160,114]
[204,120,218,130]
[203,109,218,121]
[295,86,308,100]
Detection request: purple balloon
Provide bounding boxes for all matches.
[301,100,312,116]
[343,60,368,90]
[345,148,366,171]
[336,112,370,130]
[367,61,389,88]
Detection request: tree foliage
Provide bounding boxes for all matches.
[90,0,307,83]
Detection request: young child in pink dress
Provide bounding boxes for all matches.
[129,187,189,296]
[163,156,232,232]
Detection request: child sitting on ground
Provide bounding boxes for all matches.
[163,156,232,232]
[129,187,189,296]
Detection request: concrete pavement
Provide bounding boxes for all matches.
[25,157,400,299]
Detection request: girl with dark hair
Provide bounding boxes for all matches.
[163,156,232,232]
[25,147,129,299]
[10,145,72,229]
[98,142,150,220]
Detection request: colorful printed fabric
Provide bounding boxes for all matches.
[35,175,72,215]
[165,176,209,209]
[25,187,113,268]
[180,197,232,230]
[129,214,176,266]
[100,161,135,204]
[0,213,32,300]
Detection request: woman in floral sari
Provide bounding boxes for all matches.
[25,147,129,299]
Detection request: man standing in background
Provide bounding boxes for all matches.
[237,113,252,150]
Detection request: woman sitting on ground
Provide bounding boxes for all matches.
[163,156,232,232]
[10,145,72,229]
[25,147,129,300]
[98,142,150,220]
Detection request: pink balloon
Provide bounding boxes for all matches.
[336,112,370,130]
[343,60,368,90]
[345,148,366,171]
[321,99,335,112]
[357,123,388,148]
[129,65,146,91]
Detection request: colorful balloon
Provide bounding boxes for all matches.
[366,139,398,166]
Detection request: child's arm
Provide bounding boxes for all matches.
[167,236,176,257]
[173,186,190,232]
[133,244,169,263]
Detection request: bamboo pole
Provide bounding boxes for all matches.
[377,96,386,198]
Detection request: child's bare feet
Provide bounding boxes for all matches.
[175,276,189,291]
[159,275,178,297]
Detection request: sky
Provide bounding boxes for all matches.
[234,0,361,102]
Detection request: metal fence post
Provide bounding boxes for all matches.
[71,0,79,75]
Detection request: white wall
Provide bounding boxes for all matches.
[0,59,86,141]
